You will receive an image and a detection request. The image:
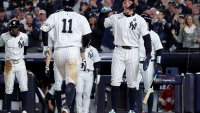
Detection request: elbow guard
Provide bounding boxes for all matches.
[143,34,152,56]
[82,33,91,48]
[24,46,28,55]
[42,31,48,46]
[156,49,163,64]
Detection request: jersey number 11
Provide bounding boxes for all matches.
[62,19,72,33]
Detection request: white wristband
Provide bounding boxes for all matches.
[156,56,161,64]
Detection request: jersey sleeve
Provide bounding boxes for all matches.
[24,34,29,46]
[0,34,5,46]
[48,31,54,47]
[93,48,101,63]
[104,15,114,28]
[81,16,92,35]
[151,31,163,51]
[140,18,149,36]
[40,14,55,32]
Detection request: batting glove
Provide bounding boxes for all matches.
[43,46,50,57]
[143,54,151,71]
[45,66,50,78]
[81,60,86,71]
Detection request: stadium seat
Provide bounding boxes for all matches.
[165,67,179,76]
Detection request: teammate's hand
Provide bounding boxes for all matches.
[43,46,50,57]
[155,64,162,75]
[143,55,151,71]
[81,60,86,71]
[45,66,50,78]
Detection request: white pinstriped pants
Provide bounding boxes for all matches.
[4,60,28,94]
[111,47,139,88]
[76,70,94,113]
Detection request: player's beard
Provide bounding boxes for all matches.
[10,31,20,37]
[123,8,134,16]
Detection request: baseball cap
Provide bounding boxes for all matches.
[39,10,46,15]
[89,13,97,18]
[19,7,27,12]
[179,14,185,18]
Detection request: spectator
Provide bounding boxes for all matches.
[192,4,200,27]
[21,13,41,53]
[24,0,34,12]
[172,14,200,49]
[17,7,27,25]
[0,8,8,35]
[33,0,46,9]
[149,7,159,24]
[79,2,91,19]
[7,0,26,10]
[154,0,168,9]
[182,0,193,14]
[32,7,41,27]
[88,13,102,51]
[89,0,100,13]
[165,1,176,23]
[159,85,174,112]
[170,14,185,51]
[152,8,172,50]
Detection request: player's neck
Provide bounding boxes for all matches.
[10,32,20,37]
[123,11,135,17]
[64,6,74,11]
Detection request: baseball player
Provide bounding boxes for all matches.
[76,45,100,113]
[0,19,28,113]
[45,29,64,113]
[104,0,152,113]
[134,13,163,113]
[40,0,92,113]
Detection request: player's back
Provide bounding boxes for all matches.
[50,11,91,49]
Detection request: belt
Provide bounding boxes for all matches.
[115,45,138,49]
[139,60,155,63]
[81,69,93,72]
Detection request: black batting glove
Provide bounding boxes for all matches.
[143,54,151,71]
[45,66,50,78]
[155,64,162,75]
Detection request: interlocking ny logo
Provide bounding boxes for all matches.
[88,50,94,58]
[129,21,137,30]
[18,41,24,48]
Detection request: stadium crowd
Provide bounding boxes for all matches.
[0,0,199,53]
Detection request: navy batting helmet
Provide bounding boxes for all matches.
[9,19,20,29]
[62,0,77,7]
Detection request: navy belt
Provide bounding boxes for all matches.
[140,60,155,63]
[115,45,138,49]
[81,69,93,72]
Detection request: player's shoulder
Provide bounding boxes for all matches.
[0,32,8,37]
[88,45,97,50]
[150,30,159,39]
[0,32,10,39]
[135,14,145,21]
[19,32,28,38]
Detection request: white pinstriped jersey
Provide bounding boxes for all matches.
[40,11,92,49]
[0,32,28,60]
[48,29,54,47]
[139,30,163,61]
[84,46,100,71]
[104,13,149,47]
